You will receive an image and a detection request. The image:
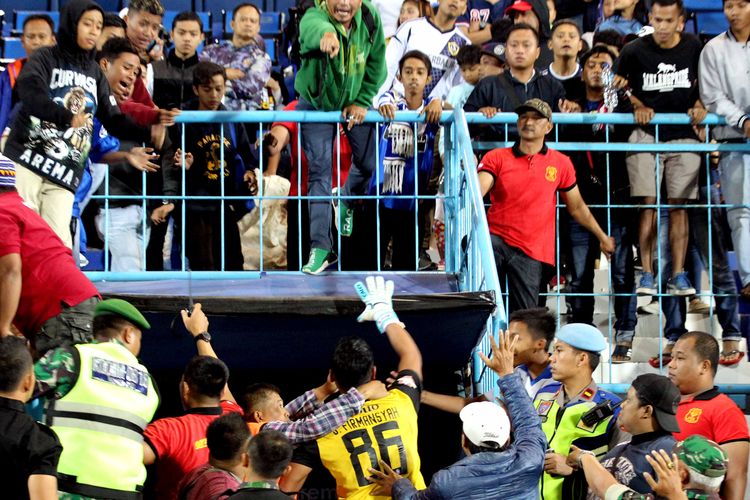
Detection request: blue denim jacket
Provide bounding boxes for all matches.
[392,373,547,500]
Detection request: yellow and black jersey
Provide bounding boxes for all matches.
[293,370,425,499]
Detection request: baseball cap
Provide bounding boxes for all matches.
[555,323,606,352]
[95,299,151,330]
[675,435,728,479]
[0,154,16,187]
[631,374,680,433]
[481,42,506,64]
[460,401,511,448]
[515,98,552,121]
[505,0,533,15]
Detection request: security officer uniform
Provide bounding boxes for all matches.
[42,299,160,499]
[534,324,623,500]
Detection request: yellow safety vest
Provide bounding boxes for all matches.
[535,382,620,500]
[316,389,425,499]
[48,342,159,499]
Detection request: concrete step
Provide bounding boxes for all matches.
[594,360,750,386]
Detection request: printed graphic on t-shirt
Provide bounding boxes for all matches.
[426,33,467,97]
[642,63,691,92]
[19,71,96,189]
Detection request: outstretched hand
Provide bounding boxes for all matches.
[478,329,517,377]
[368,460,402,496]
[354,276,404,333]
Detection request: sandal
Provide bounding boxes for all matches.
[649,352,672,368]
[720,350,745,366]
[611,344,632,364]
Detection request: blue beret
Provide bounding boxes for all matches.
[94,299,151,330]
[557,323,606,353]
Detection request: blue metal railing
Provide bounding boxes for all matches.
[83,110,750,397]
[466,112,750,396]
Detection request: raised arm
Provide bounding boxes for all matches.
[355,276,422,380]
[181,303,236,403]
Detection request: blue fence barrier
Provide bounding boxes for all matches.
[82,110,750,397]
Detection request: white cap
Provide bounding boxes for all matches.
[459,401,511,448]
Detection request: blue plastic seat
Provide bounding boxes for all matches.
[2,37,25,59]
[696,11,728,35]
[162,10,211,34]
[11,10,59,36]
[159,0,193,11]
[260,12,284,36]
[684,0,723,12]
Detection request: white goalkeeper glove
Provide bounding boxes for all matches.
[354,276,404,334]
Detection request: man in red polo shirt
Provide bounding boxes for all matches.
[668,331,749,500]
[0,154,100,358]
[143,303,243,500]
[265,100,352,271]
[477,99,614,312]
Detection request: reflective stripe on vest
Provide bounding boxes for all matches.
[536,395,615,500]
[52,343,159,496]
[47,400,149,443]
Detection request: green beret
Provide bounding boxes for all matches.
[95,299,151,330]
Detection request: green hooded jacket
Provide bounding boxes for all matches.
[294,0,387,111]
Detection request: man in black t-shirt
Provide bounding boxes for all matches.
[615,0,707,306]
[281,277,424,499]
[0,337,62,500]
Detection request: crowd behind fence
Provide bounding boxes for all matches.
[82,109,750,395]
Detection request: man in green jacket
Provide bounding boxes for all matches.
[294,0,387,274]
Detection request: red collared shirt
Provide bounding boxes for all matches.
[0,191,99,335]
[673,387,749,445]
[478,143,576,265]
[144,400,243,500]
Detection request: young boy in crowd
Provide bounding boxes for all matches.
[124,0,165,63]
[375,51,440,270]
[149,11,204,110]
[0,15,56,133]
[92,37,174,272]
[168,62,255,271]
[96,12,126,50]
[480,41,506,76]
[2,0,158,249]
[543,19,585,101]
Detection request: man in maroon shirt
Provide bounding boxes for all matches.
[0,155,99,358]
[477,99,614,312]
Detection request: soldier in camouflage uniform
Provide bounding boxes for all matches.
[33,298,159,499]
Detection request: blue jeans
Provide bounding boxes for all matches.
[661,199,742,342]
[564,215,637,342]
[95,205,151,272]
[491,234,543,314]
[297,99,377,252]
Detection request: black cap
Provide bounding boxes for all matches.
[632,374,680,433]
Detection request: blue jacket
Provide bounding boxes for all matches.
[392,373,546,500]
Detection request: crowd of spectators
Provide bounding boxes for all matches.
[0,0,749,498]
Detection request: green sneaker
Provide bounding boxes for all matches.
[339,201,354,237]
[302,248,337,275]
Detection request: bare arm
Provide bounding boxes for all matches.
[0,253,22,337]
[385,322,423,382]
[721,441,749,500]
[421,391,485,414]
[478,171,494,197]
[27,475,58,500]
[561,186,614,255]
[280,462,312,494]
[181,303,236,403]
[459,26,492,45]
[142,442,156,465]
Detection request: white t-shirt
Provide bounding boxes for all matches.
[375,17,471,105]
[371,0,403,38]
